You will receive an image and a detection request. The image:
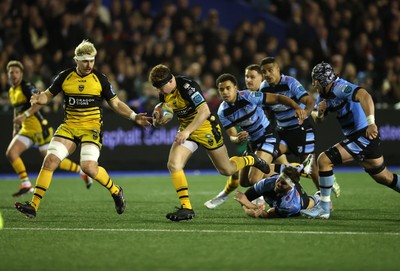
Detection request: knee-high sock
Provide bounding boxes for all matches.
[59,159,80,173]
[95,166,119,195]
[31,168,53,211]
[319,170,334,202]
[229,156,255,172]
[11,157,29,182]
[171,170,191,209]
[223,175,239,195]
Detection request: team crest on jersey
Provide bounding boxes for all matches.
[297,146,303,153]
[206,134,213,146]
[191,92,204,105]
[92,129,99,140]
[343,86,352,94]
[79,85,84,92]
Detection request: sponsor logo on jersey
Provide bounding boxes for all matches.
[190,92,204,106]
[68,97,96,106]
[184,83,196,95]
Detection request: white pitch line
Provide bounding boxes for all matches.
[4,227,400,236]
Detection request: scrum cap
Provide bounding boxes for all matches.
[311,62,336,87]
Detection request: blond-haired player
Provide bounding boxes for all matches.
[15,40,152,218]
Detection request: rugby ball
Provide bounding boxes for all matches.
[152,102,173,126]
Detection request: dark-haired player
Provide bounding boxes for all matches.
[301,62,400,219]
[235,167,320,218]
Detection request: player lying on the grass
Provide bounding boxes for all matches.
[235,166,320,218]
[301,62,400,219]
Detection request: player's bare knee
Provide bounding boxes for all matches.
[217,169,229,176]
[42,153,62,170]
[167,160,181,172]
[5,149,13,160]
[80,161,98,178]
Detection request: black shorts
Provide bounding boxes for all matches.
[340,128,382,161]
[277,119,315,156]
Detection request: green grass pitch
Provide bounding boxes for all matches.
[1,171,399,271]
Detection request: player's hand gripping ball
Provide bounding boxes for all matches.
[152,102,174,127]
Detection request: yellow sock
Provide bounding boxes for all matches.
[31,168,54,211]
[229,156,255,172]
[95,166,119,194]
[171,170,192,209]
[223,175,239,195]
[59,159,80,173]
[11,158,28,181]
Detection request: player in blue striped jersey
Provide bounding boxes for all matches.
[259,57,322,190]
[301,62,400,219]
[204,66,316,209]
[214,73,307,188]
[234,167,320,218]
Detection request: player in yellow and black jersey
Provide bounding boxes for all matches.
[149,64,272,221]
[5,60,93,198]
[15,40,152,219]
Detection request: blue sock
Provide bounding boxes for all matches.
[319,170,335,201]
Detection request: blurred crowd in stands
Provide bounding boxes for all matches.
[1,0,400,115]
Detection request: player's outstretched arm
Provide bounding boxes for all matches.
[108,97,152,128]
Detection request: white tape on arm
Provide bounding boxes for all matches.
[366,115,375,125]
[130,111,137,120]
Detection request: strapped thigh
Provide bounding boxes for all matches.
[364,163,386,176]
[324,146,342,165]
[81,144,100,162]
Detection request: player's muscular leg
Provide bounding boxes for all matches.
[208,145,237,176]
[6,139,27,162]
[42,153,62,171]
[80,160,99,178]
[167,143,192,172]
[247,151,273,184]
[362,157,393,186]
